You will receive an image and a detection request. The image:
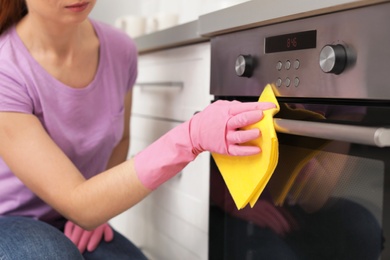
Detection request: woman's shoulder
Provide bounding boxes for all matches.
[0,28,25,78]
[0,27,15,58]
[90,19,137,55]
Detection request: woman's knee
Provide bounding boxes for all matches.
[0,216,83,260]
[83,229,148,260]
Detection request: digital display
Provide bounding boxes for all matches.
[265,30,317,53]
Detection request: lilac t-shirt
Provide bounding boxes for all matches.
[0,20,137,226]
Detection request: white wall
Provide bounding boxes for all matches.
[90,1,141,25]
[90,0,250,26]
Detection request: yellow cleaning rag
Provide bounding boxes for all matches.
[211,84,280,209]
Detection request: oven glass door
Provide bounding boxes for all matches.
[209,100,390,260]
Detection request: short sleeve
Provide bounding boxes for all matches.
[0,67,33,114]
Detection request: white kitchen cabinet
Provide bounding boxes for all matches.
[132,42,212,121]
[109,42,212,260]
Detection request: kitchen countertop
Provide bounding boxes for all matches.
[134,20,206,54]
[134,0,388,54]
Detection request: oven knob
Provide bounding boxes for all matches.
[235,55,254,78]
[319,45,347,74]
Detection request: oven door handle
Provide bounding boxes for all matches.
[274,118,390,147]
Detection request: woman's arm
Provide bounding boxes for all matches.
[0,109,150,230]
[0,99,275,230]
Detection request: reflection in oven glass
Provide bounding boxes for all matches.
[210,148,384,259]
[209,103,385,260]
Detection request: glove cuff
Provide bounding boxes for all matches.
[134,121,197,190]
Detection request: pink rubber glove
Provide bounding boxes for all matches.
[64,221,114,253]
[134,100,276,190]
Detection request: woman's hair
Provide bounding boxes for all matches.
[0,0,28,35]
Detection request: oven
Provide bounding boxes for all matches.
[208,2,390,259]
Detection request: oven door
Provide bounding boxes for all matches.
[209,98,390,260]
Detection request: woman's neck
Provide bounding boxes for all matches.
[16,14,93,59]
[14,14,100,89]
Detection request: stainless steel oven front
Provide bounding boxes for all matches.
[208,2,390,259]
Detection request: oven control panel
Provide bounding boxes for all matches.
[210,1,390,100]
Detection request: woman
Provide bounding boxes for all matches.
[0,0,275,258]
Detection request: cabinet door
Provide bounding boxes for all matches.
[110,42,211,260]
[132,42,212,121]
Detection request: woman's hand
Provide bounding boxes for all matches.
[190,100,277,156]
[134,100,276,190]
[64,221,114,253]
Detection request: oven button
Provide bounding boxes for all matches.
[276,78,282,87]
[276,61,283,71]
[319,44,347,74]
[235,54,254,78]
[294,77,300,87]
[285,77,291,87]
[285,60,291,70]
[294,59,300,70]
